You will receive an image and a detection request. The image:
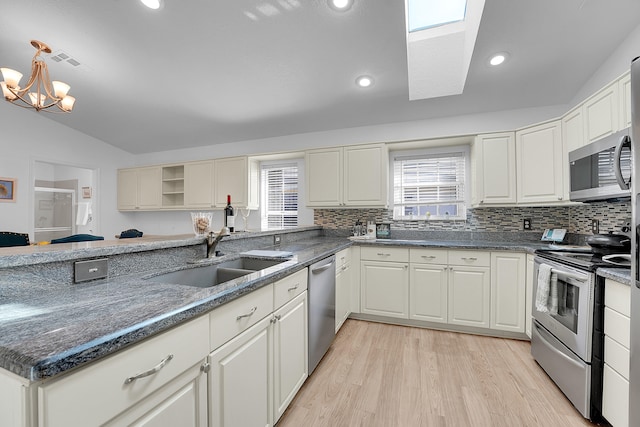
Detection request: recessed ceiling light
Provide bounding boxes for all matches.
[329,0,353,11]
[489,52,509,66]
[356,75,374,88]
[141,0,163,10]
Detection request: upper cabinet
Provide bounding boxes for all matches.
[561,105,584,154]
[472,132,517,205]
[213,157,259,210]
[305,143,388,208]
[583,80,620,145]
[619,71,632,130]
[516,120,565,204]
[184,161,214,209]
[117,166,162,211]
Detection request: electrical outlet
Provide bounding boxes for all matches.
[592,219,600,234]
[274,235,281,245]
[523,218,532,230]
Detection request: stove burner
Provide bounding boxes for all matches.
[536,249,631,271]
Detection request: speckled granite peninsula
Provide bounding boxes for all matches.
[0,227,569,382]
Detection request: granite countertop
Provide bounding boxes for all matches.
[351,237,551,253]
[597,267,632,286]
[0,234,550,382]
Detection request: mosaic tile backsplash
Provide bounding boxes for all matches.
[314,200,631,236]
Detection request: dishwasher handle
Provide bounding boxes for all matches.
[311,258,335,274]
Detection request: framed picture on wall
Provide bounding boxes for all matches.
[0,177,16,202]
[82,186,92,199]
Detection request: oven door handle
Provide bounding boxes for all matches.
[533,322,584,368]
[550,268,587,283]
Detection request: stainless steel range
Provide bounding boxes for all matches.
[531,249,615,422]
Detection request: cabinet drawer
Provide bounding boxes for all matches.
[409,248,447,264]
[38,315,209,427]
[274,268,308,310]
[361,246,409,262]
[605,335,630,379]
[605,279,630,317]
[448,250,490,267]
[603,363,629,427]
[210,283,274,350]
[604,307,630,349]
[336,248,352,268]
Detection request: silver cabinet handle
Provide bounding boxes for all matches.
[270,314,282,324]
[461,257,478,261]
[376,253,391,257]
[287,284,299,292]
[201,362,210,374]
[421,255,436,259]
[236,306,257,320]
[124,354,174,384]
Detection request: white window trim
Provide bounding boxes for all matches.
[389,145,470,221]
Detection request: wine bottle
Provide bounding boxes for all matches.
[224,194,235,232]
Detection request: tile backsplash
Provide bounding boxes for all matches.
[314,200,630,235]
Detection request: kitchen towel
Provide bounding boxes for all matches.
[548,272,559,315]
[76,202,92,226]
[535,263,553,313]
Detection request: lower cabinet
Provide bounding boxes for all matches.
[335,248,352,332]
[448,265,491,328]
[361,261,409,319]
[409,262,448,323]
[490,252,526,333]
[209,271,309,427]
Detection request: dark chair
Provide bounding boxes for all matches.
[0,232,30,247]
[50,234,105,244]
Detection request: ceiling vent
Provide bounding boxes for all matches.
[49,50,91,71]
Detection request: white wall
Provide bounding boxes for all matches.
[0,102,137,240]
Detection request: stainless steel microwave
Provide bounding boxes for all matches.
[569,128,631,202]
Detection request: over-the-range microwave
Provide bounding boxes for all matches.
[569,128,631,202]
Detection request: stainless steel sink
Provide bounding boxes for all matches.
[148,257,287,288]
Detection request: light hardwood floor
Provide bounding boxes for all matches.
[277,319,599,427]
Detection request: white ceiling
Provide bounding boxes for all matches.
[1,0,639,154]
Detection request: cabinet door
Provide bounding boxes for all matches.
[603,364,629,427]
[562,105,585,153]
[118,169,139,210]
[305,148,343,207]
[209,316,272,427]
[273,292,308,423]
[525,254,534,338]
[335,262,351,332]
[448,266,490,328]
[343,144,388,207]
[584,81,619,144]
[213,157,258,209]
[619,71,632,130]
[104,363,208,427]
[360,261,409,319]
[184,161,214,208]
[516,120,564,203]
[137,167,162,209]
[473,133,517,205]
[490,252,526,333]
[409,263,448,323]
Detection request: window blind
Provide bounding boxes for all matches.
[261,164,299,229]
[393,151,466,220]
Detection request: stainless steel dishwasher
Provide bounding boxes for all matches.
[308,255,336,374]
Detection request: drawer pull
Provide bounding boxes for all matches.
[287,284,299,292]
[124,354,174,384]
[461,257,478,261]
[421,255,436,259]
[236,306,258,320]
[377,253,391,257]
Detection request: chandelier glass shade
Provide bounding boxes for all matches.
[1,40,75,113]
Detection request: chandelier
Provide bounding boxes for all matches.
[1,40,75,113]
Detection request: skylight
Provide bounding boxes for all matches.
[407,0,467,32]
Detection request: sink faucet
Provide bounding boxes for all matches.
[207,227,231,258]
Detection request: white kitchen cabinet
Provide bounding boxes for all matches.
[490,252,526,333]
[515,120,565,204]
[38,315,210,427]
[184,161,214,208]
[273,292,308,423]
[213,156,259,209]
[472,132,517,205]
[447,251,491,328]
[602,278,630,427]
[161,165,185,208]
[562,105,585,154]
[619,71,632,130]
[360,247,409,319]
[118,166,162,211]
[305,143,388,208]
[335,248,352,332]
[525,254,534,338]
[409,248,448,323]
[209,315,272,427]
[583,80,619,144]
[0,369,30,427]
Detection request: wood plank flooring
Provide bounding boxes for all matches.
[277,319,599,427]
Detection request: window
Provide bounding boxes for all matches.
[392,147,468,220]
[261,163,299,229]
[407,0,467,32]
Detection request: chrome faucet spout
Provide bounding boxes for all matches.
[206,227,231,258]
